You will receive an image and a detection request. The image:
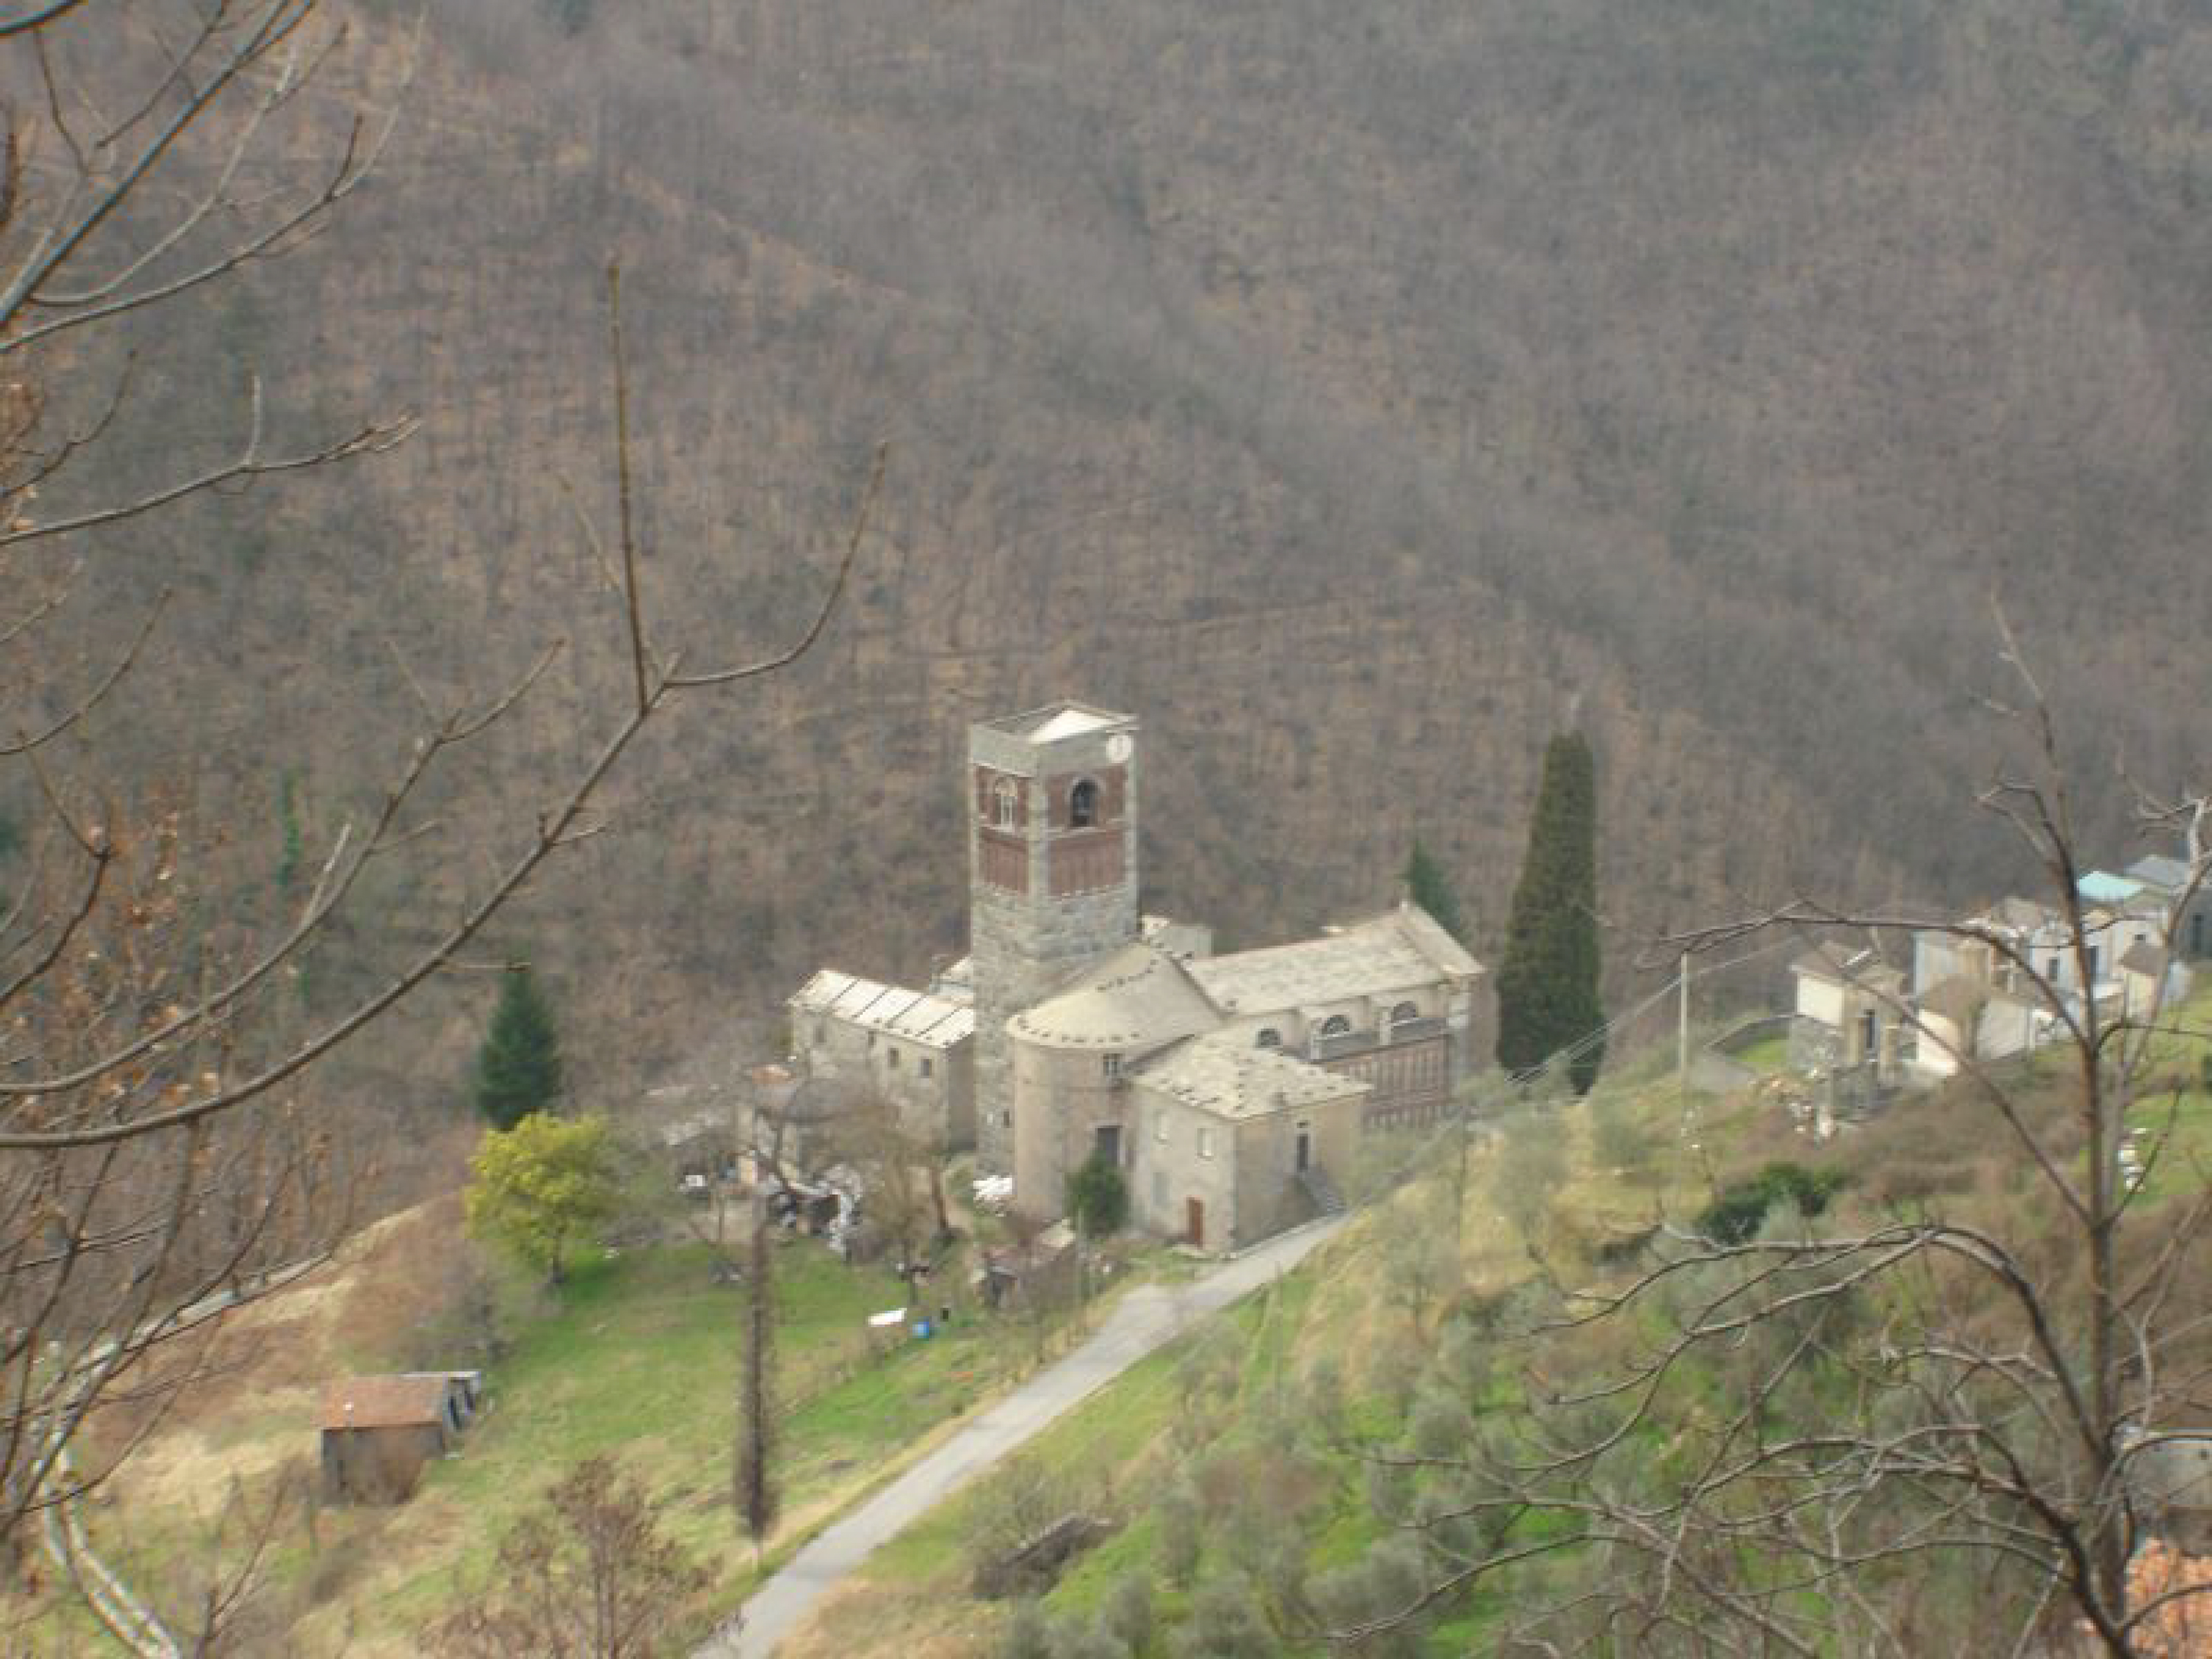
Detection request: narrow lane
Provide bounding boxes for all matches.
[705,1216,1345,1658]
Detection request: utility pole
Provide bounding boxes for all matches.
[1677,950,1692,1089]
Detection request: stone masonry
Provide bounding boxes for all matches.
[968,706,1141,1171]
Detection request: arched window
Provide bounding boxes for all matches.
[1390,1001,1420,1027]
[1069,778,1101,828]
[992,778,1019,828]
[1254,1027,1282,1049]
[1319,1015,1352,1038]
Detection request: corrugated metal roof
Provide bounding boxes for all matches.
[1186,905,1481,1015]
[319,1374,453,1431]
[2080,871,2147,906]
[789,970,974,1048]
[984,701,1134,741]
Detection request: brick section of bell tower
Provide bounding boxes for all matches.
[967,706,1140,1172]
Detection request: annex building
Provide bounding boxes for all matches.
[792,701,1487,1253]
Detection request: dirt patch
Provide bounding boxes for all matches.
[120,1388,321,1513]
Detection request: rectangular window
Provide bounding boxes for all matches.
[919,1056,934,1078]
[1103,1052,1122,1079]
[1198,1126,1214,1160]
[886,1048,900,1070]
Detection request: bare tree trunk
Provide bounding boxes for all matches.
[736,1189,776,1567]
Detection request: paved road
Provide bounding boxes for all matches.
[707,1216,1346,1658]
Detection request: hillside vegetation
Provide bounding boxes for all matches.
[45,1194,1114,1653]
[29,0,2212,1163]
[786,986,2212,1654]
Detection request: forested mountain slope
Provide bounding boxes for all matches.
[44,0,2212,1126]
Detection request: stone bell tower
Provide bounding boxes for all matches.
[967,703,1141,1171]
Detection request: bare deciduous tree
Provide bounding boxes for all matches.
[0,3,884,1630]
[1337,643,2212,1656]
[427,1453,709,1659]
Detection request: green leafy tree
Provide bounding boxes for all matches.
[1494,732,1605,1092]
[1065,1153,1129,1239]
[474,964,565,1129]
[1403,839,1468,944]
[465,1114,619,1285]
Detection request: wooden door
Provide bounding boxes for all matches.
[1185,1197,1205,1249]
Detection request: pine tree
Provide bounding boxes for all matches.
[1404,839,1469,944]
[473,964,563,1129]
[1494,732,1605,1092]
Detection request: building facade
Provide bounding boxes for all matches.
[787,970,976,1150]
[790,699,1489,1252]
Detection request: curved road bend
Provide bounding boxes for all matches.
[707,1215,1346,1658]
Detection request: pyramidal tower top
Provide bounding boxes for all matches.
[966,702,1141,1170]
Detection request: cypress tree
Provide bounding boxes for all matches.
[1404,839,1469,944]
[736,1193,776,1565]
[473,964,564,1129]
[1494,732,1605,1092]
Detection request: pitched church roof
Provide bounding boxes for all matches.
[1133,1030,1368,1121]
[1008,942,1221,1050]
[982,701,1133,743]
[1185,904,1481,1017]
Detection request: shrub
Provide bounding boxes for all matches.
[1696,1161,1846,1244]
[1065,1153,1130,1239]
[1002,1601,1053,1659]
[1157,1479,1204,1587]
[1173,1577,1274,1659]
[1102,1573,1153,1653]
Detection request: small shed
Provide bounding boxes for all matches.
[319,1372,480,1504]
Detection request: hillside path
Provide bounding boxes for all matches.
[705,1216,1346,1658]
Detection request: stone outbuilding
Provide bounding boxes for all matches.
[1789,942,1907,1079]
[788,970,976,1151]
[1128,1032,1368,1250]
[319,1372,479,1504]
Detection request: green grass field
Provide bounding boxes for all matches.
[76,1220,1092,1656]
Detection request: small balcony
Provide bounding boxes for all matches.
[1311,1027,1376,1061]
[1310,1015,1446,1062]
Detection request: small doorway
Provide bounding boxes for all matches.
[1094,1124,1122,1167]
[1294,1124,1311,1173]
[1185,1198,1205,1249]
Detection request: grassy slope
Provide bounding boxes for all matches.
[64,1214,1100,1656]
[784,1082,1705,1655]
[790,985,2212,1657]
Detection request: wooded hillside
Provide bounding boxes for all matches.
[33,0,2211,1141]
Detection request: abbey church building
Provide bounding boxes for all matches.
[791,702,1487,1253]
